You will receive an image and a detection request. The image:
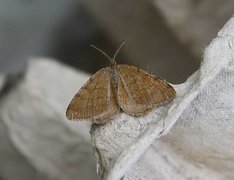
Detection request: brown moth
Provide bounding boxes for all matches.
[66,42,176,124]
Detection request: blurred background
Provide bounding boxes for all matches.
[0,0,233,180]
[0,0,233,83]
[2,0,233,84]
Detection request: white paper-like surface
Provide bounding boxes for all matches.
[91,17,234,180]
[0,59,99,180]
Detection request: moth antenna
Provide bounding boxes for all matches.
[113,41,125,60]
[90,44,111,60]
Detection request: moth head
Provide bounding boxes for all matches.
[90,41,125,67]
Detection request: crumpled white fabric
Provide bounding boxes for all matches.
[91,16,234,180]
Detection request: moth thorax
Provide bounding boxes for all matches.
[110,68,119,89]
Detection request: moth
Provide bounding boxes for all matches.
[66,42,176,124]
